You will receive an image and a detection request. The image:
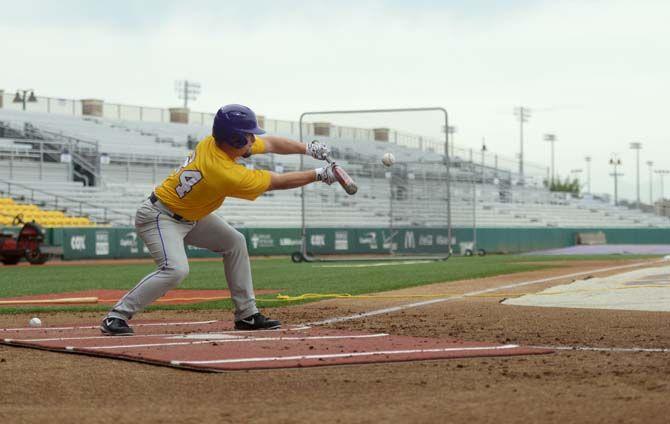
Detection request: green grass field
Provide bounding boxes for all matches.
[0,255,651,315]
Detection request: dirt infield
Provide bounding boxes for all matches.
[1,258,669,423]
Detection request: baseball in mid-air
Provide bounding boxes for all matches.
[29,317,42,328]
[382,152,395,167]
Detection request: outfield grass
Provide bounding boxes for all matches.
[0,255,653,315]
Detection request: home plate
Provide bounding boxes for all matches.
[0,320,552,372]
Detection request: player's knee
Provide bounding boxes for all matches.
[230,231,247,251]
[169,264,190,283]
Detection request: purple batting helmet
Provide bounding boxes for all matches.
[212,104,265,148]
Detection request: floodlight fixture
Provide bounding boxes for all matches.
[175,80,201,108]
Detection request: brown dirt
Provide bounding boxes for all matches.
[1,258,669,423]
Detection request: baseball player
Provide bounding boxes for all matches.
[100,104,336,335]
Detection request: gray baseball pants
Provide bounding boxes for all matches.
[107,198,259,321]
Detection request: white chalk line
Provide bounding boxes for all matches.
[531,345,670,353]
[306,260,662,327]
[0,320,219,333]
[170,344,521,366]
[4,325,310,343]
[67,333,390,351]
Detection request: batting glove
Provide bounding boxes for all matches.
[315,163,337,185]
[306,140,331,160]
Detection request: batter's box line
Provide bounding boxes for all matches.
[65,333,390,351]
[170,344,522,366]
[0,320,220,333]
[531,345,670,353]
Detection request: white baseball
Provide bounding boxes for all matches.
[29,317,42,328]
[382,152,395,167]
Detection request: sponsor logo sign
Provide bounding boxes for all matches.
[70,235,86,251]
[95,231,110,256]
[359,232,378,249]
[250,233,274,249]
[335,231,349,251]
[418,234,434,246]
[404,231,416,249]
[279,238,302,247]
[436,235,451,246]
[119,232,139,253]
[310,234,326,247]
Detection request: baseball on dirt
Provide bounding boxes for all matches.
[382,152,395,167]
[29,317,42,328]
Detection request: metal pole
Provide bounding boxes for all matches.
[661,175,665,201]
[299,122,306,257]
[39,141,43,180]
[472,162,477,253]
[389,168,394,255]
[636,148,640,207]
[647,161,653,204]
[614,163,619,206]
[630,142,642,208]
[544,134,557,186]
[585,156,592,194]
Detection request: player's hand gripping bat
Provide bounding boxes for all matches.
[325,156,358,195]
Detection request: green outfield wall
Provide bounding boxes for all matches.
[2,226,665,260]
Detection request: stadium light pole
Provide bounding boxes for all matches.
[629,142,642,208]
[609,156,622,206]
[12,89,38,111]
[543,134,557,187]
[174,80,201,108]
[654,169,670,201]
[514,106,531,185]
[584,156,592,194]
[446,126,457,159]
[472,140,487,255]
[647,160,654,205]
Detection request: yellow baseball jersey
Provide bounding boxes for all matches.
[154,135,271,221]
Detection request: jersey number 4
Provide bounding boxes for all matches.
[175,170,203,198]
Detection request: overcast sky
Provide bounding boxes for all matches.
[1,0,668,202]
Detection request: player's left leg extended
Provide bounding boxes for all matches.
[184,214,259,321]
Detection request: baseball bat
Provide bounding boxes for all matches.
[325,157,358,195]
[0,297,99,306]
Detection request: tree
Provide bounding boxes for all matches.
[544,176,581,195]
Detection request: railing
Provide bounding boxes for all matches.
[0,179,133,225]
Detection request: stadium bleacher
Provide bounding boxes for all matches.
[1,107,669,229]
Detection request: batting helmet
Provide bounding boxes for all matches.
[212,104,265,148]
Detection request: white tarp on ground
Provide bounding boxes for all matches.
[503,265,670,312]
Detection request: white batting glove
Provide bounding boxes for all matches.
[315,163,337,185]
[306,140,331,161]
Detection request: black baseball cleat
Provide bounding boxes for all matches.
[234,313,281,330]
[100,317,134,336]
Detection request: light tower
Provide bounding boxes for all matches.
[446,126,457,159]
[584,156,592,194]
[629,142,642,208]
[12,89,38,111]
[543,134,557,186]
[646,160,654,205]
[654,169,670,201]
[174,80,201,108]
[609,155,623,206]
[514,106,531,185]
